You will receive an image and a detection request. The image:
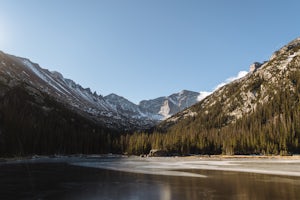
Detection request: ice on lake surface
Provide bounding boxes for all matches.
[69,155,300,177]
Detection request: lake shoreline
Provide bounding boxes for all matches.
[137,155,300,177]
[2,154,300,178]
[1,153,300,160]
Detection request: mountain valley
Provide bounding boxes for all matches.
[1,37,300,156]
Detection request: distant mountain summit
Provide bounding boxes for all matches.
[104,90,200,121]
[139,90,200,120]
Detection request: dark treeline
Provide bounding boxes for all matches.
[0,84,121,157]
[118,71,300,156]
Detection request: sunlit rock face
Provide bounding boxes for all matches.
[160,37,300,129]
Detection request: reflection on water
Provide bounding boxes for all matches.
[160,184,171,200]
[0,162,300,200]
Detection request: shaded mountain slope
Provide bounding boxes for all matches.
[0,82,119,156]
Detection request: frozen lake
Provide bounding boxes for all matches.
[1,156,300,199]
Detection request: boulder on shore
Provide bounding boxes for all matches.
[148,149,168,157]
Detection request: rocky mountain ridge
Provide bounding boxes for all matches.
[0,51,200,130]
[105,90,200,121]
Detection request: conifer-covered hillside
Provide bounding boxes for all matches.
[0,82,121,157]
[120,38,300,156]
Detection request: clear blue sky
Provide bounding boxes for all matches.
[0,0,299,103]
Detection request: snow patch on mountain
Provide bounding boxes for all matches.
[214,71,248,91]
[158,100,171,118]
[197,71,248,101]
[23,59,47,81]
[197,91,212,101]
